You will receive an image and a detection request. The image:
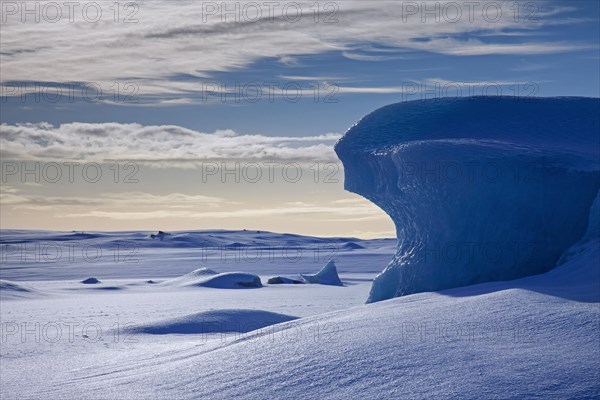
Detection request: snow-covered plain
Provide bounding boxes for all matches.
[2,97,599,399]
[1,226,597,399]
[0,229,395,399]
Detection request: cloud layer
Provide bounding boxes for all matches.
[0,122,340,163]
[1,1,591,98]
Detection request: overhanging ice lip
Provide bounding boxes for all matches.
[335,96,600,303]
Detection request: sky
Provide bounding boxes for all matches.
[1,0,599,238]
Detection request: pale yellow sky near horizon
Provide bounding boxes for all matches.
[0,161,396,239]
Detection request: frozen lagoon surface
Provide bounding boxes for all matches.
[2,97,600,399]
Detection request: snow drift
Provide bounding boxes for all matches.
[44,252,600,399]
[197,272,262,288]
[163,268,262,289]
[125,309,298,335]
[162,267,218,286]
[335,97,600,302]
[0,280,44,300]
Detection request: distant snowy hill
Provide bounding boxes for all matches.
[0,230,396,281]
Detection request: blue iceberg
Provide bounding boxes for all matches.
[335,97,600,303]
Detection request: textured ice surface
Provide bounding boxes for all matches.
[335,97,600,302]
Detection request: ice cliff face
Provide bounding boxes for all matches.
[335,97,600,303]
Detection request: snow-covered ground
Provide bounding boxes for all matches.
[1,227,598,399]
[0,229,394,281]
[0,229,395,399]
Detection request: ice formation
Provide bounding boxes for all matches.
[267,276,305,284]
[301,260,343,286]
[80,277,101,284]
[335,97,600,303]
[150,230,169,241]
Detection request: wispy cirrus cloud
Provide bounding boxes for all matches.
[1,186,388,225]
[0,1,592,98]
[0,122,341,164]
[333,77,539,95]
[59,203,384,221]
[0,189,225,211]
